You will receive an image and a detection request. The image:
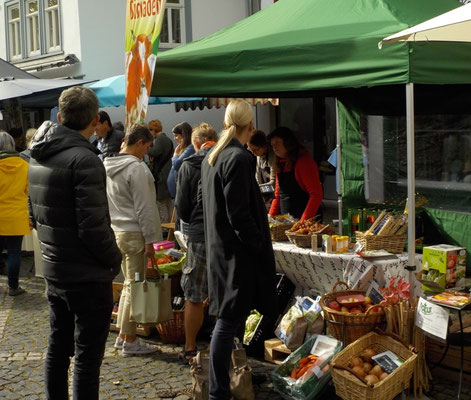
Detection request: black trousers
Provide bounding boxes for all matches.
[44,279,113,400]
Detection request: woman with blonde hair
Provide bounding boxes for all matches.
[202,100,277,400]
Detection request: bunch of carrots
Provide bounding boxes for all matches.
[290,354,319,379]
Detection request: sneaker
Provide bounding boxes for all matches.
[122,338,158,356]
[114,336,124,349]
[8,287,25,296]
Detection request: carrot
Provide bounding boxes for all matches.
[309,354,318,360]
[299,357,310,366]
[295,361,316,378]
[290,369,298,379]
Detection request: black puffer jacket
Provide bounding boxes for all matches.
[174,146,212,242]
[28,121,122,283]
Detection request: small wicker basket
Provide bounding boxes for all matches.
[319,282,385,345]
[285,231,312,248]
[270,223,293,242]
[355,231,406,254]
[156,310,185,344]
[331,330,417,400]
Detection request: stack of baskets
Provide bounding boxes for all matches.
[331,331,417,400]
[354,231,406,254]
[319,282,385,345]
[156,310,185,344]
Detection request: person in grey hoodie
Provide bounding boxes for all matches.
[104,124,163,356]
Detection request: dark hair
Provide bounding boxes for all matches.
[98,111,112,127]
[124,123,153,146]
[172,121,192,153]
[267,127,301,169]
[112,121,124,132]
[249,130,268,148]
[58,86,98,131]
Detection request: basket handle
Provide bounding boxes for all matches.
[374,328,417,353]
[364,304,385,315]
[332,281,350,292]
[331,364,374,388]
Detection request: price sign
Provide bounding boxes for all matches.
[416,297,449,340]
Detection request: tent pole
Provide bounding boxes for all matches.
[406,83,416,284]
[335,98,343,235]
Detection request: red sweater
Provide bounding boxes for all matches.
[269,149,323,221]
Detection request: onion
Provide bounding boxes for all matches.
[350,356,364,368]
[361,348,377,363]
[380,372,389,381]
[371,365,383,377]
[363,362,373,374]
[352,366,367,378]
[364,374,379,385]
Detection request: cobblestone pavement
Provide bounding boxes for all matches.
[0,257,470,399]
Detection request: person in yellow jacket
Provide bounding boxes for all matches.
[0,131,29,296]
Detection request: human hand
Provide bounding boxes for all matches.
[145,243,155,259]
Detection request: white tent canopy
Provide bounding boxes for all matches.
[380,3,471,46]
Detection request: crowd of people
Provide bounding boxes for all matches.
[0,86,323,399]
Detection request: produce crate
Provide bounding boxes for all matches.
[354,231,406,254]
[319,282,385,345]
[264,338,292,364]
[331,331,417,400]
[110,282,152,337]
[244,274,295,357]
[271,335,342,400]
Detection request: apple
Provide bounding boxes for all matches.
[350,307,362,314]
[341,306,349,313]
[364,296,372,304]
[329,301,341,311]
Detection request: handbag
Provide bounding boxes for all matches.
[189,347,255,400]
[130,278,173,324]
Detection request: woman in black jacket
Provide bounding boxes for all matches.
[201,100,277,400]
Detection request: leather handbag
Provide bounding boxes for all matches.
[189,347,255,400]
[130,278,173,324]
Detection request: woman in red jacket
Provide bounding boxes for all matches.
[268,127,323,221]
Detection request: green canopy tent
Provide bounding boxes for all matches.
[151,0,471,276]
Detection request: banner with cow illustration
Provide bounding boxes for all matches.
[125,0,167,131]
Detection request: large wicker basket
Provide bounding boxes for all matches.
[319,282,385,345]
[331,331,417,400]
[270,223,293,242]
[355,231,406,254]
[156,310,185,344]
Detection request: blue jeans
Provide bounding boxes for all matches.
[45,280,113,400]
[209,316,246,400]
[0,235,23,289]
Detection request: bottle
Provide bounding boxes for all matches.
[134,272,140,282]
[322,235,332,254]
[331,235,339,253]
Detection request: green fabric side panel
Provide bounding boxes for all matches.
[152,0,465,97]
[337,100,365,210]
[425,208,471,273]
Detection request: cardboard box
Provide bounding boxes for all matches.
[420,244,466,291]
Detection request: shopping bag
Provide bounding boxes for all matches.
[130,279,173,324]
[189,347,255,400]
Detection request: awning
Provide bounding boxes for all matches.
[175,97,279,112]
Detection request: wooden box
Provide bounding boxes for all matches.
[264,338,292,365]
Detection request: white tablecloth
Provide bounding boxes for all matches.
[272,242,422,296]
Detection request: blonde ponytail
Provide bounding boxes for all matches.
[207,100,253,166]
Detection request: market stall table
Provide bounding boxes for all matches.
[272,242,422,296]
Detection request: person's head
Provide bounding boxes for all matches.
[122,123,154,160]
[172,121,192,152]
[268,127,301,167]
[95,111,112,138]
[191,123,218,150]
[0,131,16,152]
[248,130,268,157]
[208,100,253,166]
[112,121,125,132]
[148,119,163,138]
[57,87,99,136]
[25,128,37,149]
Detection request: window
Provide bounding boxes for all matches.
[160,0,185,49]
[5,0,62,61]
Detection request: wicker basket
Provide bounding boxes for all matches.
[355,231,406,254]
[270,223,293,242]
[331,331,417,400]
[285,231,312,248]
[156,310,185,344]
[319,282,385,345]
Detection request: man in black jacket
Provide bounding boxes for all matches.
[93,110,124,160]
[28,86,122,400]
[174,123,217,363]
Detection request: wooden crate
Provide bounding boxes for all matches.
[110,282,152,337]
[264,338,292,365]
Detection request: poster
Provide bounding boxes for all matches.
[416,297,449,340]
[124,0,167,131]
